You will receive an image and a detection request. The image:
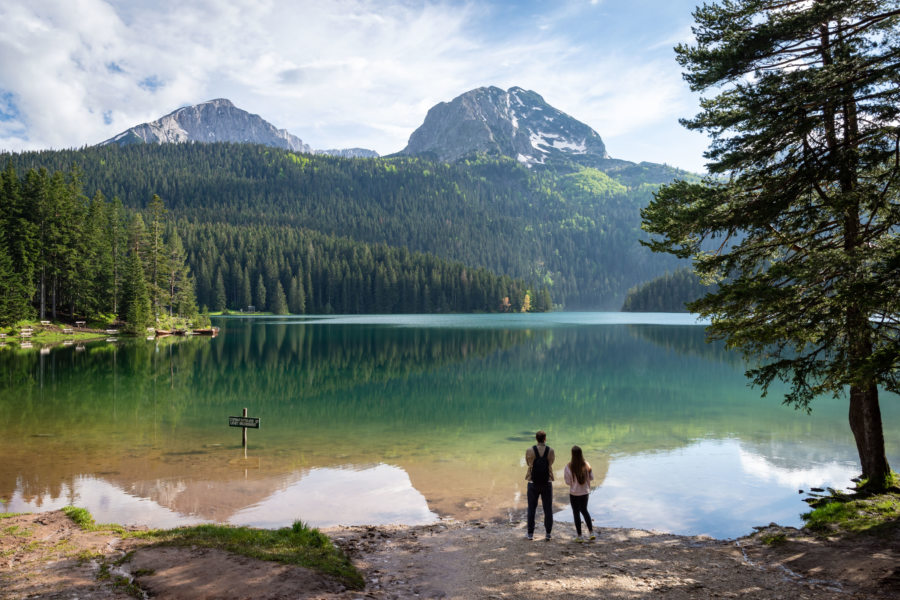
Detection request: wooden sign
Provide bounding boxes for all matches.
[229,416,260,428]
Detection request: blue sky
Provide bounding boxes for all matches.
[0,0,710,171]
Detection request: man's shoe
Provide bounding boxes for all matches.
[526,533,534,540]
[574,536,584,542]
[544,533,552,541]
[588,533,596,541]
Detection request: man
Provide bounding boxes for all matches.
[525,430,554,540]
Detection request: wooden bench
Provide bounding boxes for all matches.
[63,328,73,334]
[75,321,86,327]
[105,329,119,335]
[40,320,51,326]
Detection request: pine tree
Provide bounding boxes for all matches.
[271,280,289,314]
[146,194,167,317]
[164,224,197,318]
[213,270,227,311]
[121,215,152,333]
[240,267,252,310]
[644,0,900,489]
[255,273,267,311]
[107,197,128,315]
[288,274,306,314]
[0,226,29,325]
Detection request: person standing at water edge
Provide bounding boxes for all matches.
[564,445,595,542]
[525,430,554,540]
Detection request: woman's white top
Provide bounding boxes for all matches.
[563,462,593,496]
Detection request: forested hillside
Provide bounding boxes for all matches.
[180,222,548,315]
[0,164,197,330]
[4,143,686,308]
[0,163,545,326]
[621,268,713,312]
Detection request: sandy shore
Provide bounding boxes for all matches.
[1,510,898,599]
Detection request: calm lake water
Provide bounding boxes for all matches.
[1,313,897,539]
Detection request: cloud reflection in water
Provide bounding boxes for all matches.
[555,439,859,539]
[230,464,439,528]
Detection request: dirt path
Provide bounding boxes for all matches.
[2,511,897,599]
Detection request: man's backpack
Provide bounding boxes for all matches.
[531,445,551,486]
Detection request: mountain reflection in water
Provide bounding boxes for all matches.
[1,314,896,538]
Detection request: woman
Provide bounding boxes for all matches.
[563,445,594,542]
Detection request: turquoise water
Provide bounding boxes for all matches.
[1,313,896,538]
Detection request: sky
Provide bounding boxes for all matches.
[0,0,712,172]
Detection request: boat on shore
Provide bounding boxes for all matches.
[155,327,218,337]
[192,327,219,336]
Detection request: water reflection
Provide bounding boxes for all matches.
[557,439,860,539]
[1,314,897,537]
[4,476,206,529]
[230,465,438,528]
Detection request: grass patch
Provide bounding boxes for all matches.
[62,506,125,534]
[61,507,361,590]
[113,575,144,598]
[132,568,155,577]
[0,512,26,519]
[133,520,363,589]
[802,482,900,536]
[76,549,105,564]
[759,532,787,546]
[3,524,33,537]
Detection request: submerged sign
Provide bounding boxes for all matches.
[228,416,260,428]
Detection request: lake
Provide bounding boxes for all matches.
[1,313,897,539]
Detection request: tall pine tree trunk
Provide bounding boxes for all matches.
[847,305,890,487]
[40,266,46,320]
[848,382,889,486]
[51,274,57,321]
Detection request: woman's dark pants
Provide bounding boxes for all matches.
[569,493,592,536]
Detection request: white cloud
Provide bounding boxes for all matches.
[0,0,703,169]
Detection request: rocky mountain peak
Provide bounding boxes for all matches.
[400,86,609,166]
[100,99,312,153]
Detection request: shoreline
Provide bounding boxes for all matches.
[2,509,897,599]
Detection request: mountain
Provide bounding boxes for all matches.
[400,86,610,166]
[9,86,697,309]
[100,98,313,152]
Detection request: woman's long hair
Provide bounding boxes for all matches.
[569,445,588,485]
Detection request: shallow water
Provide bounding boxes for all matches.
[1,313,896,538]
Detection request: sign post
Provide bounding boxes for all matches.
[228,408,260,454]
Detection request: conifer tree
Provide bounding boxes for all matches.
[0,227,29,324]
[164,224,197,318]
[146,194,167,317]
[240,267,252,310]
[1,163,36,317]
[271,280,289,314]
[288,274,305,314]
[213,270,227,311]
[255,274,267,311]
[107,197,128,315]
[121,215,152,333]
[644,0,900,488]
